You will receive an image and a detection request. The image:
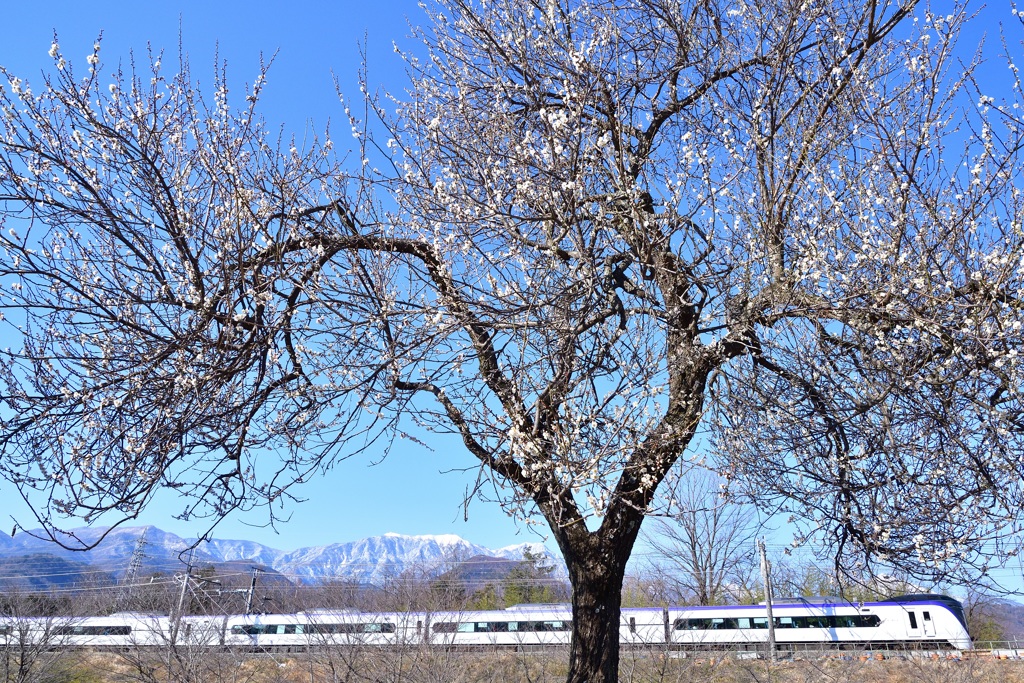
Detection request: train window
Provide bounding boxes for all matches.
[674,614,882,631]
[923,611,931,622]
[55,625,132,636]
[909,612,918,629]
[629,617,636,633]
[536,620,569,632]
[434,619,568,634]
[306,623,392,635]
[543,621,571,632]
[245,623,314,635]
[673,618,712,631]
[674,618,731,630]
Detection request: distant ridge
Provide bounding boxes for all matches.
[0,526,558,585]
[0,553,112,592]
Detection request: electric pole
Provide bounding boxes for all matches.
[758,538,777,662]
[170,548,195,646]
[245,568,262,615]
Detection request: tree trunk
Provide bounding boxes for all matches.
[555,522,638,683]
[565,557,626,683]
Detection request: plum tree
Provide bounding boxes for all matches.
[3,1,1024,680]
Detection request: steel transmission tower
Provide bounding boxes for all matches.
[117,528,148,610]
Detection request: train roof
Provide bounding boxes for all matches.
[667,594,966,614]
[503,603,571,611]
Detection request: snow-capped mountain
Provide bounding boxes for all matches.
[244,532,551,583]
[0,526,557,584]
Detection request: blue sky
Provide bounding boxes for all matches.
[0,0,547,553]
[2,0,1023,600]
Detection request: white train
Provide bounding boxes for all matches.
[0,594,971,652]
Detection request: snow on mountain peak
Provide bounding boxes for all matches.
[381,532,467,545]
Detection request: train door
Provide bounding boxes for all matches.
[907,610,923,640]
[922,611,936,638]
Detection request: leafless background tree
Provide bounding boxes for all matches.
[2,0,1024,680]
[643,470,759,605]
[0,591,75,683]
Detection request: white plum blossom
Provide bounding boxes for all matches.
[1,3,1024,682]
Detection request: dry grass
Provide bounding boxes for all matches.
[43,650,1024,683]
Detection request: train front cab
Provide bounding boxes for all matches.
[668,596,973,653]
[885,595,972,651]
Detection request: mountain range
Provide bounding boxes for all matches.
[0,526,557,586]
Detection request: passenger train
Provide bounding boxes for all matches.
[0,594,971,652]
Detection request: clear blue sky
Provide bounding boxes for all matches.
[0,0,546,553]
[1,0,1022,603]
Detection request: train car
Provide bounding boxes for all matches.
[48,613,171,649]
[427,604,574,648]
[223,609,403,650]
[668,594,971,651]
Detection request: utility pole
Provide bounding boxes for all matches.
[758,538,777,662]
[245,568,262,615]
[170,548,195,646]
